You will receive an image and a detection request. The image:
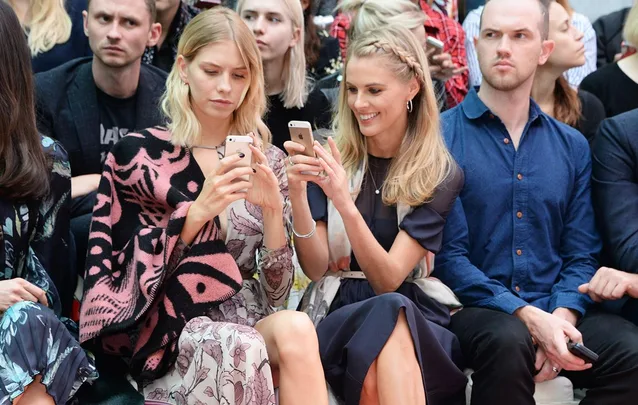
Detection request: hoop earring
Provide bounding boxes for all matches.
[407,99,413,113]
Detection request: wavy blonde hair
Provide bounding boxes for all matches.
[335,24,455,207]
[161,8,270,148]
[237,0,309,108]
[337,0,426,43]
[7,0,72,56]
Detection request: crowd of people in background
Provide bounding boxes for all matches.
[1,0,638,404]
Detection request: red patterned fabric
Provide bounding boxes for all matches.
[329,2,469,107]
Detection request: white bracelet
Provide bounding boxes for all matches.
[292,219,317,239]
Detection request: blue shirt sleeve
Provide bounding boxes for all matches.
[549,137,601,315]
[434,198,530,314]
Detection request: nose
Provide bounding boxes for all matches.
[253,16,266,36]
[353,93,368,111]
[574,27,584,42]
[496,36,512,59]
[217,72,231,94]
[106,21,122,41]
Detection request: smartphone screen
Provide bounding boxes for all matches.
[225,135,253,181]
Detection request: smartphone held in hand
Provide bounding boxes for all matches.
[288,120,316,157]
[225,135,253,181]
[426,36,444,57]
[567,341,599,363]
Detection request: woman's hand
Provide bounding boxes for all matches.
[313,137,353,214]
[0,278,48,312]
[188,153,254,224]
[246,138,283,213]
[283,141,324,196]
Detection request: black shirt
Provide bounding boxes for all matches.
[576,90,606,144]
[96,87,137,163]
[266,87,333,151]
[580,63,638,119]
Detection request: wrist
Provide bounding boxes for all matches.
[187,202,209,226]
[553,307,579,326]
[263,204,284,219]
[336,197,357,218]
[515,305,540,326]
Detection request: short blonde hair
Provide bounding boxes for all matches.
[161,8,270,147]
[9,0,72,56]
[237,0,309,109]
[335,24,455,206]
[624,3,638,47]
[337,0,426,42]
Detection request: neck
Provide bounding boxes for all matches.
[531,67,560,117]
[366,121,407,159]
[10,0,30,25]
[194,112,233,148]
[156,2,181,49]
[92,57,142,98]
[263,57,286,96]
[477,81,532,131]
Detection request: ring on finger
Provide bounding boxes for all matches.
[288,156,295,167]
[552,366,559,373]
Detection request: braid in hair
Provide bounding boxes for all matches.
[368,40,427,85]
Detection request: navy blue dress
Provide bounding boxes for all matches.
[0,137,97,403]
[308,155,467,405]
[31,0,92,74]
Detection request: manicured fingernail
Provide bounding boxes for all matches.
[239,153,245,158]
[252,168,256,173]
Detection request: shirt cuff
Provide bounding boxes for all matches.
[549,292,592,316]
[487,292,530,315]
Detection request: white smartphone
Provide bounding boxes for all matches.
[426,36,444,57]
[288,121,316,157]
[224,135,253,181]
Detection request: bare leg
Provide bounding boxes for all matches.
[13,375,55,405]
[361,309,426,405]
[255,310,328,405]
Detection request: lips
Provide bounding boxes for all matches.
[212,99,232,106]
[256,39,267,47]
[103,46,124,53]
[495,61,513,68]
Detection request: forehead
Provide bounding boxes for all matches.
[481,0,541,33]
[549,2,569,25]
[89,0,150,18]
[345,56,399,84]
[241,0,288,14]
[194,41,248,69]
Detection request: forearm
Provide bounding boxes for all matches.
[290,192,328,281]
[180,204,208,245]
[262,204,286,250]
[71,174,101,199]
[340,201,403,294]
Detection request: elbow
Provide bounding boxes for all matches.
[372,277,403,295]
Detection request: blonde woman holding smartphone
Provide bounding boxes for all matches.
[285,24,467,405]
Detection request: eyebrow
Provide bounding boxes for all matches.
[345,82,385,87]
[93,10,140,22]
[201,62,248,71]
[242,9,284,17]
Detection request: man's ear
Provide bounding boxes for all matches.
[83,10,89,37]
[147,22,162,48]
[539,39,555,66]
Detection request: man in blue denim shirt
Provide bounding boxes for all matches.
[435,0,638,404]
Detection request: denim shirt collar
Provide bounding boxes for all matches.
[461,87,543,124]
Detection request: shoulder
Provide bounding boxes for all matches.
[462,7,482,29]
[35,57,91,92]
[597,109,638,143]
[580,63,618,89]
[578,90,605,115]
[108,127,174,162]
[140,63,169,85]
[440,105,465,141]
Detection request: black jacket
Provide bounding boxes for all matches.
[35,57,167,177]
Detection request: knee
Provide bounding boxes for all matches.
[473,316,535,373]
[273,311,319,363]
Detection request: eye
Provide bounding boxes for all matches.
[269,16,281,23]
[347,87,357,94]
[124,19,137,27]
[242,14,255,21]
[204,70,219,76]
[514,33,526,39]
[98,15,110,23]
[369,88,381,95]
[233,73,246,79]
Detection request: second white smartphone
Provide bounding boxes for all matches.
[225,135,253,181]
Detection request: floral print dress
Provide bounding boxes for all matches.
[0,137,97,404]
[79,128,293,405]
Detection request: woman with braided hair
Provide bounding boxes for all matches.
[284,24,467,405]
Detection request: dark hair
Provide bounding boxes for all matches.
[0,2,50,201]
[553,75,581,127]
[304,0,321,68]
[480,0,550,40]
[87,0,157,23]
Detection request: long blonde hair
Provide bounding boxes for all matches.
[237,0,309,108]
[624,3,638,47]
[7,0,72,56]
[335,24,455,207]
[337,0,426,43]
[161,8,271,147]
